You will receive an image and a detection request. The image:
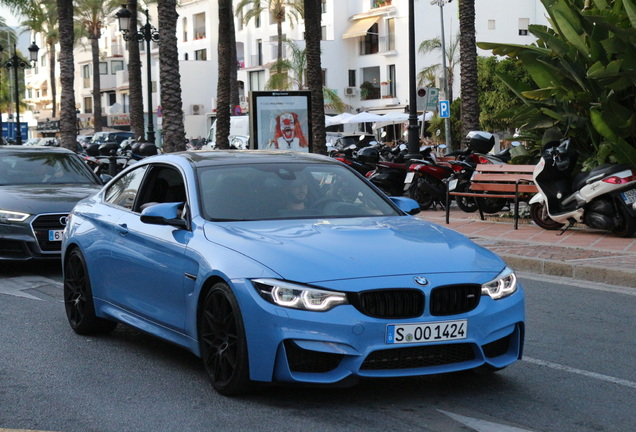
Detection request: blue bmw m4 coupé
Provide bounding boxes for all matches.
[62,150,524,395]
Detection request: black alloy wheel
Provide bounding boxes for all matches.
[199,282,251,396]
[530,202,565,230]
[64,249,118,335]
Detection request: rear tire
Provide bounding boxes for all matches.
[612,204,636,237]
[530,202,565,230]
[409,177,435,210]
[64,248,118,335]
[454,181,478,213]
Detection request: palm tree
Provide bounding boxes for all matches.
[417,33,459,103]
[216,0,232,149]
[124,0,145,140]
[75,0,120,133]
[0,22,17,139]
[303,0,326,155]
[156,0,185,152]
[57,0,77,151]
[235,0,303,74]
[459,0,479,146]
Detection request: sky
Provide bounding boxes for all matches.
[0,5,30,52]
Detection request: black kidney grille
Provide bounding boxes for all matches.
[351,289,424,318]
[429,284,481,316]
[482,334,511,358]
[284,341,343,373]
[361,343,476,370]
[31,214,67,252]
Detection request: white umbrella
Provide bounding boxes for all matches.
[418,111,435,122]
[343,111,385,124]
[326,112,354,126]
[373,111,409,129]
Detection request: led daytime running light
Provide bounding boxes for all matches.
[481,267,517,300]
[0,210,30,222]
[254,279,348,311]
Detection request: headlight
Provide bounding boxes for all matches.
[0,210,30,222]
[253,279,348,312]
[481,267,517,300]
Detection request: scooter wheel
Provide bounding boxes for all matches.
[530,202,564,230]
[612,204,636,237]
[409,178,435,210]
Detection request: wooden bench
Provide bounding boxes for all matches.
[445,164,538,229]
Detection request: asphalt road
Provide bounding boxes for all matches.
[1,262,635,432]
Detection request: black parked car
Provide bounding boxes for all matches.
[0,146,102,260]
[86,131,135,156]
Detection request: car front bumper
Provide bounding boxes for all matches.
[0,213,67,260]
[230,275,525,385]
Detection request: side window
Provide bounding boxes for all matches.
[104,165,148,209]
[135,166,187,212]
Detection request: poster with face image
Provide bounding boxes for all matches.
[250,91,312,152]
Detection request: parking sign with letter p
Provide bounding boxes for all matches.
[439,100,450,118]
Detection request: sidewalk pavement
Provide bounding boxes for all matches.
[416,206,636,287]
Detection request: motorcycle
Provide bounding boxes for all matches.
[404,145,457,210]
[365,144,413,196]
[529,139,636,237]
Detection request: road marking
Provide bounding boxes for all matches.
[523,357,636,390]
[439,410,536,432]
[0,276,62,300]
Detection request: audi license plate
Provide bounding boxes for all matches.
[48,230,64,242]
[386,320,467,344]
[622,188,636,205]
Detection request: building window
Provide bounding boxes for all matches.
[386,18,395,51]
[519,18,529,36]
[40,54,46,67]
[360,23,379,55]
[111,60,124,75]
[99,62,108,75]
[348,70,356,87]
[237,10,244,31]
[195,49,207,60]
[82,64,90,88]
[321,0,327,13]
[388,64,396,97]
[255,12,261,28]
[194,12,206,39]
[488,19,496,30]
[360,66,380,100]
[108,93,117,105]
[256,39,263,65]
[183,17,188,41]
[84,97,93,114]
[249,70,265,91]
[321,26,327,40]
[270,34,287,59]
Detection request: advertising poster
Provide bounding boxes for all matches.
[250,91,312,152]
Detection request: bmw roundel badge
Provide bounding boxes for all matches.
[414,277,429,286]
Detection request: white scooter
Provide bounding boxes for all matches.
[529,139,636,237]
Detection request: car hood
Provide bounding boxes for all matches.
[0,185,101,214]
[203,217,505,283]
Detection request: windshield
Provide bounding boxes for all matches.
[0,153,100,185]
[198,163,399,221]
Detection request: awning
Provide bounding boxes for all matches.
[40,80,48,88]
[342,16,380,39]
[27,80,41,89]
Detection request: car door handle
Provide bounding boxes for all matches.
[116,223,128,236]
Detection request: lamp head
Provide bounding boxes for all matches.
[28,41,39,62]
[115,4,132,33]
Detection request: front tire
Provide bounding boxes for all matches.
[409,176,435,210]
[199,282,251,396]
[64,248,118,335]
[454,181,478,213]
[530,202,564,230]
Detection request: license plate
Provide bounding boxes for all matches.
[386,320,467,344]
[622,188,636,204]
[48,230,64,242]
[448,178,458,191]
[404,171,415,185]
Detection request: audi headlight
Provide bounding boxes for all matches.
[481,267,517,300]
[253,279,348,312]
[0,210,30,223]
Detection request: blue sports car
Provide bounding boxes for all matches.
[62,150,524,395]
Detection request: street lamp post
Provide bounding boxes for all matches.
[0,42,39,145]
[432,0,453,151]
[406,0,421,160]
[116,5,159,144]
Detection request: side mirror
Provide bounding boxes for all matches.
[140,202,190,230]
[389,197,421,215]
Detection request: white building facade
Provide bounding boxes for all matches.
[22,0,548,140]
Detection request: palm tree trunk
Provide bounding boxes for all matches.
[216,0,232,149]
[157,0,185,152]
[127,0,145,140]
[276,19,283,74]
[229,0,240,109]
[56,0,77,151]
[459,0,480,146]
[48,44,57,119]
[91,37,103,132]
[304,0,325,154]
